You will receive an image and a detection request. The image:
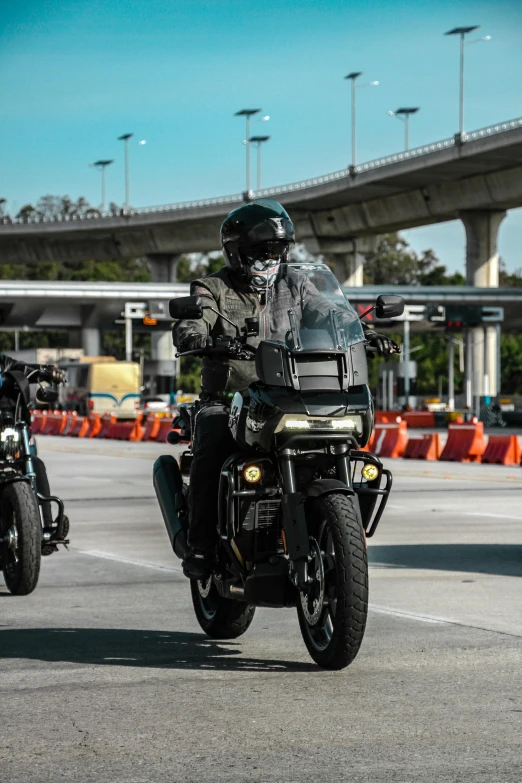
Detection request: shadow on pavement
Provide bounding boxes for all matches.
[369,543,522,578]
[0,627,317,672]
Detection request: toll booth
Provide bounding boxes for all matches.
[378,361,417,410]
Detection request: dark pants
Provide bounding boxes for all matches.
[188,403,236,552]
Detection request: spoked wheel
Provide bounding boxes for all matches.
[297,492,368,670]
[190,576,256,639]
[0,481,42,595]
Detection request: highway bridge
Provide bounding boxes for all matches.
[1,117,522,292]
[2,117,521,396]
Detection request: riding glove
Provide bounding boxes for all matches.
[364,330,400,357]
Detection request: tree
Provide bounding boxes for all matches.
[364,233,465,286]
[499,259,522,288]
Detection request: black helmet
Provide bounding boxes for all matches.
[221,199,295,291]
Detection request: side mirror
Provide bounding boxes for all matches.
[169,295,203,320]
[375,295,405,319]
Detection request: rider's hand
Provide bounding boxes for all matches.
[365,331,400,357]
[178,333,213,352]
[39,365,66,384]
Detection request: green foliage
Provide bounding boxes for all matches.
[176,254,225,283]
[364,233,465,286]
[500,334,522,394]
[366,331,464,398]
[0,257,150,283]
[499,260,522,288]
[177,356,202,394]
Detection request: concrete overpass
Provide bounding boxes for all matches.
[2,116,522,395]
[1,116,521,290]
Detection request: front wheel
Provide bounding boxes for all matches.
[1,481,42,595]
[190,577,256,639]
[297,492,368,670]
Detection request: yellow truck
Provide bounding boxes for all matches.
[59,357,141,417]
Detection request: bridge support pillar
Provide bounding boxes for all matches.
[146,254,181,283]
[324,236,378,287]
[82,328,101,357]
[460,209,506,400]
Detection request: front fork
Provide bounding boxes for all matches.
[279,445,352,590]
[20,424,37,491]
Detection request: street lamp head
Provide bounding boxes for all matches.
[369,81,379,86]
[235,108,262,117]
[138,139,147,145]
[92,160,114,168]
[118,133,134,141]
[261,115,270,121]
[249,135,270,143]
[396,107,420,116]
[344,71,362,80]
[445,25,479,35]
[387,110,396,117]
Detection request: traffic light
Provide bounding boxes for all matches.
[444,305,483,331]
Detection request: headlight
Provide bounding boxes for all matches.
[243,465,262,483]
[275,414,362,434]
[362,463,380,482]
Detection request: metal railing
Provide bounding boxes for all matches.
[3,116,521,227]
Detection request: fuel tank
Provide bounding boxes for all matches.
[152,455,188,559]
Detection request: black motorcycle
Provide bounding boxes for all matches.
[154,263,403,669]
[0,368,69,595]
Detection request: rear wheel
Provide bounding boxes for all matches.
[1,481,42,596]
[297,492,368,670]
[190,577,255,639]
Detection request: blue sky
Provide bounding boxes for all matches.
[2,0,522,273]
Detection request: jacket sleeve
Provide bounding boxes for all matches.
[0,353,38,376]
[171,281,220,350]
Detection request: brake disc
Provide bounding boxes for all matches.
[300,539,325,626]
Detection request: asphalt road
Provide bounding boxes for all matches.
[1,437,521,783]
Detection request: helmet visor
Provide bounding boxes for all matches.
[241,240,289,267]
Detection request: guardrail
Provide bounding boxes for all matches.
[3,116,522,227]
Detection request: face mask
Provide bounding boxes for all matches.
[248,258,281,291]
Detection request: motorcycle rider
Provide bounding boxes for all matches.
[0,353,65,532]
[172,199,398,579]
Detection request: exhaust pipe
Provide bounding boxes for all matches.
[152,455,188,560]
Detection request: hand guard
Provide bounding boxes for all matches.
[364,331,400,357]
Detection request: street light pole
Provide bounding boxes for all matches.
[118,133,134,212]
[235,109,261,195]
[344,72,379,167]
[89,160,114,211]
[344,72,361,166]
[444,26,479,137]
[249,135,270,191]
[388,107,420,151]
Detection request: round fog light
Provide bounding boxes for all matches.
[244,465,262,483]
[362,463,380,482]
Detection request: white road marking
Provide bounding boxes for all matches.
[464,512,522,521]
[370,605,448,624]
[79,549,182,573]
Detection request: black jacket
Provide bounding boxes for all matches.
[172,266,359,395]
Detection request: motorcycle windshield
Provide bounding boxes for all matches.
[259,263,365,352]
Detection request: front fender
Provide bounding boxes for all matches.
[305,479,355,499]
[0,473,32,488]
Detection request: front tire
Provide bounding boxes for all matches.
[190,577,255,639]
[297,492,368,670]
[1,481,42,595]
